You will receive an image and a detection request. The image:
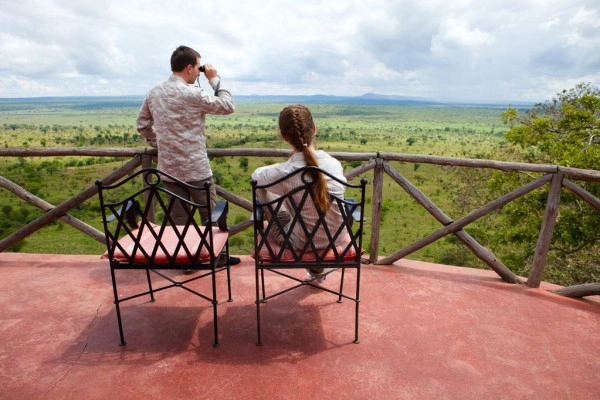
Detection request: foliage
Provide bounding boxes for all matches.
[239,156,249,172]
[449,83,600,285]
[502,82,600,168]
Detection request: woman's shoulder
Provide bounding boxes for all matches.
[315,150,341,165]
[314,149,337,159]
[252,161,293,181]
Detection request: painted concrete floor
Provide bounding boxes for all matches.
[0,253,598,400]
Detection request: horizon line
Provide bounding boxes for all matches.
[0,93,535,106]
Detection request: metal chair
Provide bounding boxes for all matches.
[251,166,367,345]
[96,168,232,347]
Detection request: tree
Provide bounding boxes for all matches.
[239,156,249,172]
[1,205,12,217]
[502,82,600,169]
[449,83,599,286]
[498,83,600,285]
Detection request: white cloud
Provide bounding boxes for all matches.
[0,75,63,96]
[431,17,495,55]
[566,7,600,46]
[541,17,561,30]
[0,0,598,102]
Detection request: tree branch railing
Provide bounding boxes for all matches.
[0,147,599,298]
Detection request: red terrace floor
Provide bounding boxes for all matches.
[0,253,598,400]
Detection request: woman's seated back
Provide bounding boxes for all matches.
[251,104,347,251]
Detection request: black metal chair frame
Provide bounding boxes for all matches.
[96,168,232,347]
[251,166,368,345]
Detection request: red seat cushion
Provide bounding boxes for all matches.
[102,223,228,264]
[252,236,362,263]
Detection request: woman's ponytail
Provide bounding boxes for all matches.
[279,105,331,213]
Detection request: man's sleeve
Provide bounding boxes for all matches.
[196,77,235,115]
[136,98,157,147]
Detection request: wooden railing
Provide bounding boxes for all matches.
[1,147,599,298]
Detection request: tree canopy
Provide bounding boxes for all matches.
[502,82,600,169]
[450,83,599,286]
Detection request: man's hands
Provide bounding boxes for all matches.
[202,64,218,80]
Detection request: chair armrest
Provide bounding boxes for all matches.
[104,199,139,228]
[344,198,362,222]
[211,200,229,231]
[252,200,264,222]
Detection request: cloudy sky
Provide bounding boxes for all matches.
[1,0,599,103]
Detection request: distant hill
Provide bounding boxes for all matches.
[0,96,145,111]
[0,94,532,109]
[236,93,440,106]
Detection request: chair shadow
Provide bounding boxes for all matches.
[55,269,355,367]
[196,284,355,365]
[55,265,231,365]
[58,300,215,362]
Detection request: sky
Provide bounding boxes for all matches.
[0,0,599,103]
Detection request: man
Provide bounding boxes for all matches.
[137,45,240,266]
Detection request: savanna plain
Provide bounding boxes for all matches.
[0,97,544,280]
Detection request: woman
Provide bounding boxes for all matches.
[252,104,347,281]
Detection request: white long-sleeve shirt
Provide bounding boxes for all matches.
[252,151,347,250]
[136,75,234,182]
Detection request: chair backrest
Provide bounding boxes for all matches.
[96,168,221,267]
[251,166,368,267]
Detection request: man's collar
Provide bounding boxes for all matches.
[170,74,190,85]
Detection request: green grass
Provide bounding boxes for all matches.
[0,99,514,267]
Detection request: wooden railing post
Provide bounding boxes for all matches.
[528,171,564,288]
[369,156,384,263]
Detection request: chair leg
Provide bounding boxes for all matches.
[114,302,126,346]
[255,268,263,346]
[225,243,233,302]
[226,266,233,302]
[212,301,220,348]
[354,268,361,344]
[353,300,360,344]
[260,268,266,300]
[211,270,220,347]
[145,269,155,302]
[110,267,126,346]
[337,268,346,303]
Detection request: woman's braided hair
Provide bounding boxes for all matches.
[279,105,331,213]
